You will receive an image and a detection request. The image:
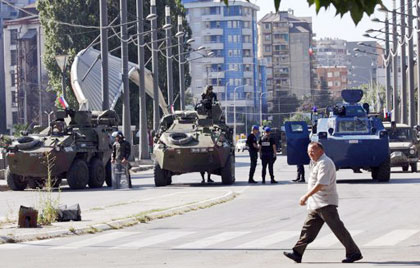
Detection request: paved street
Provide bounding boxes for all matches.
[0,153,419,267]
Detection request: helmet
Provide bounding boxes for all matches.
[206,85,213,91]
[264,127,271,132]
[252,125,259,131]
[112,131,124,138]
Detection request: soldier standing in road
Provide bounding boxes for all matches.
[112,131,132,188]
[293,164,305,183]
[283,142,362,263]
[258,127,278,184]
[246,125,260,184]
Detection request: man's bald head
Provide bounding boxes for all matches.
[308,142,324,161]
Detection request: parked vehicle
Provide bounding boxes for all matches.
[383,122,419,172]
[284,89,391,182]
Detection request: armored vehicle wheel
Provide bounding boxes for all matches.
[154,164,169,187]
[221,155,235,185]
[402,165,409,172]
[6,167,27,191]
[372,158,390,182]
[67,159,89,189]
[105,160,112,187]
[88,158,105,188]
[51,178,62,188]
[410,163,418,173]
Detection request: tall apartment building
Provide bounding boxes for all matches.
[3,3,49,134]
[181,0,262,133]
[314,38,347,67]
[258,10,313,126]
[315,66,348,97]
[0,0,35,133]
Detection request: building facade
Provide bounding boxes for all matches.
[314,38,347,67]
[181,0,261,134]
[0,0,35,133]
[3,4,49,133]
[257,10,313,126]
[315,66,348,97]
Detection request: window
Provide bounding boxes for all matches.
[243,35,251,43]
[264,34,271,41]
[264,45,271,52]
[10,29,18,45]
[337,119,369,133]
[243,49,251,57]
[244,64,251,72]
[10,70,15,86]
[264,23,271,30]
[243,21,251,28]
[10,50,17,66]
[334,71,340,77]
[328,81,333,87]
[334,81,341,87]
[11,91,18,107]
[12,112,18,124]
[327,72,333,78]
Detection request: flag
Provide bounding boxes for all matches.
[58,96,69,109]
[308,46,314,56]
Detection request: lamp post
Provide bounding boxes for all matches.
[44,111,53,127]
[260,91,268,126]
[165,6,174,113]
[55,55,69,100]
[224,80,232,120]
[233,84,247,144]
[177,16,186,110]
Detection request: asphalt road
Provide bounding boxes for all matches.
[1,153,419,268]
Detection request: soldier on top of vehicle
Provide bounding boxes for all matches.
[201,85,218,118]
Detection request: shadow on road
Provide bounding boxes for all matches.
[337,178,420,184]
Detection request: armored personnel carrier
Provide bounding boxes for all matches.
[3,109,118,190]
[285,89,391,182]
[153,100,235,186]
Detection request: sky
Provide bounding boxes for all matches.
[254,0,396,42]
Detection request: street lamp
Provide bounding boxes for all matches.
[260,91,268,126]
[55,54,69,100]
[44,110,54,127]
[233,84,247,144]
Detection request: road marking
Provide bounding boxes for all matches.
[364,229,419,247]
[309,230,363,248]
[113,231,195,249]
[174,232,250,249]
[0,239,54,249]
[235,231,297,249]
[52,231,137,249]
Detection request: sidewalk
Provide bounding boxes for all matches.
[0,169,236,245]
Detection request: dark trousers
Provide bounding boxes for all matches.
[293,205,361,258]
[249,151,258,180]
[297,165,305,180]
[261,156,274,181]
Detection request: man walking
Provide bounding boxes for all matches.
[246,125,259,184]
[112,131,132,188]
[258,127,278,184]
[284,142,362,263]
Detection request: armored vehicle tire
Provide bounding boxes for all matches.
[15,136,40,150]
[105,160,112,187]
[88,158,105,188]
[372,158,391,182]
[221,155,235,185]
[402,165,409,172]
[411,163,418,173]
[154,164,169,187]
[6,167,27,191]
[168,133,193,145]
[67,159,89,189]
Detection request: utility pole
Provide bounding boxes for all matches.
[151,0,160,130]
[407,0,415,126]
[120,0,132,143]
[417,0,420,124]
[392,0,400,122]
[100,0,109,110]
[178,16,185,110]
[165,6,174,113]
[385,13,392,113]
[137,0,150,160]
[400,0,407,124]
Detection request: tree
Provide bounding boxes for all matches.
[226,0,384,24]
[37,0,191,128]
[360,83,386,112]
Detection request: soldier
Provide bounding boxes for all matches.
[200,171,214,183]
[293,164,305,183]
[246,125,260,184]
[112,131,132,188]
[201,85,218,118]
[258,127,278,184]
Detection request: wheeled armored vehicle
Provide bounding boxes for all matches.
[152,101,235,186]
[4,109,118,190]
[383,122,419,172]
[285,89,391,182]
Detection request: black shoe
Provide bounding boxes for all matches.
[201,180,205,184]
[271,179,278,184]
[208,178,214,183]
[298,179,305,183]
[283,252,301,263]
[342,253,363,263]
[292,178,300,182]
[248,179,258,184]
[262,179,266,184]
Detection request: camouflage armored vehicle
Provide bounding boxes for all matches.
[285,89,391,182]
[4,109,118,190]
[383,122,419,172]
[152,100,235,186]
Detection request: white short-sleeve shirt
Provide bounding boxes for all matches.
[307,153,339,211]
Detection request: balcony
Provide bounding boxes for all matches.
[207,72,224,79]
[242,43,253,50]
[243,71,253,77]
[205,57,224,64]
[204,43,224,50]
[202,28,223,36]
[242,28,252,35]
[243,85,254,93]
[220,99,254,107]
[202,14,222,21]
[213,86,226,93]
[243,57,253,64]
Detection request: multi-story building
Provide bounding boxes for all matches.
[314,38,347,67]
[257,10,313,126]
[315,66,348,97]
[3,3,50,134]
[0,0,35,133]
[181,0,262,134]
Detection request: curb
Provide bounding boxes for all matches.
[0,191,236,245]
